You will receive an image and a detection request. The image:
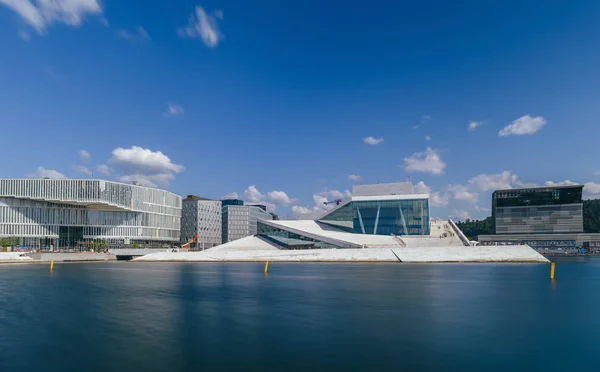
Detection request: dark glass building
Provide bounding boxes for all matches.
[492,185,583,234]
[221,199,244,207]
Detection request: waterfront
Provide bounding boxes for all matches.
[1,259,599,371]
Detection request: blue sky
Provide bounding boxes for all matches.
[1,0,600,220]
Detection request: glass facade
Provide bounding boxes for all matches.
[0,179,182,248]
[318,199,430,236]
[222,205,273,243]
[492,186,584,234]
[257,222,339,249]
[493,186,583,207]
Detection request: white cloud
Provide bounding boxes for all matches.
[244,185,264,203]
[430,192,449,207]
[348,174,362,181]
[499,115,547,136]
[474,205,491,212]
[422,115,432,121]
[79,149,90,162]
[403,147,446,175]
[0,0,102,33]
[72,165,91,175]
[177,6,222,48]
[117,26,150,41]
[450,209,471,221]
[109,146,184,187]
[28,166,65,179]
[544,180,579,187]
[468,120,483,132]
[584,182,600,199]
[412,125,419,129]
[241,185,297,211]
[96,164,111,175]
[221,192,239,200]
[447,184,478,203]
[413,181,449,207]
[290,189,351,219]
[363,136,384,145]
[425,135,431,141]
[468,171,522,191]
[414,181,430,194]
[164,103,184,117]
[267,190,297,206]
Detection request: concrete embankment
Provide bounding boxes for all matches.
[133,245,550,263]
[1,252,116,264]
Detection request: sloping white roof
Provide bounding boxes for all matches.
[209,236,279,251]
[262,220,465,248]
[134,246,549,263]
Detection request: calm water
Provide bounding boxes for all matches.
[1,259,599,371]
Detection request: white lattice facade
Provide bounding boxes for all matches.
[0,179,181,247]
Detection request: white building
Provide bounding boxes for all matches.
[181,197,222,249]
[0,179,181,249]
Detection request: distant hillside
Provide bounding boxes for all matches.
[455,199,600,240]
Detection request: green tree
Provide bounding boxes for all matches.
[583,199,600,233]
[455,216,494,240]
[133,241,138,248]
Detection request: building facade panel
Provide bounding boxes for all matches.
[222,205,273,243]
[494,204,583,234]
[181,199,222,248]
[0,179,181,248]
[492,185,584,234]
[318,198,430,236]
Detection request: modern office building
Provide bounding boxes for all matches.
[181,196,222,249]
[221,201,273,243]
[479,184,600,250]
[0,179,181,248]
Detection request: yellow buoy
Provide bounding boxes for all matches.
[264,261,269,274]
[50,260,54,272]
[550,262,555,279]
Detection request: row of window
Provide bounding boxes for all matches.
[0,179,181,216]
[0,206,180,230]
[0,224,179,239]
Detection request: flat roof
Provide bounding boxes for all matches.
[493,184,584,193]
